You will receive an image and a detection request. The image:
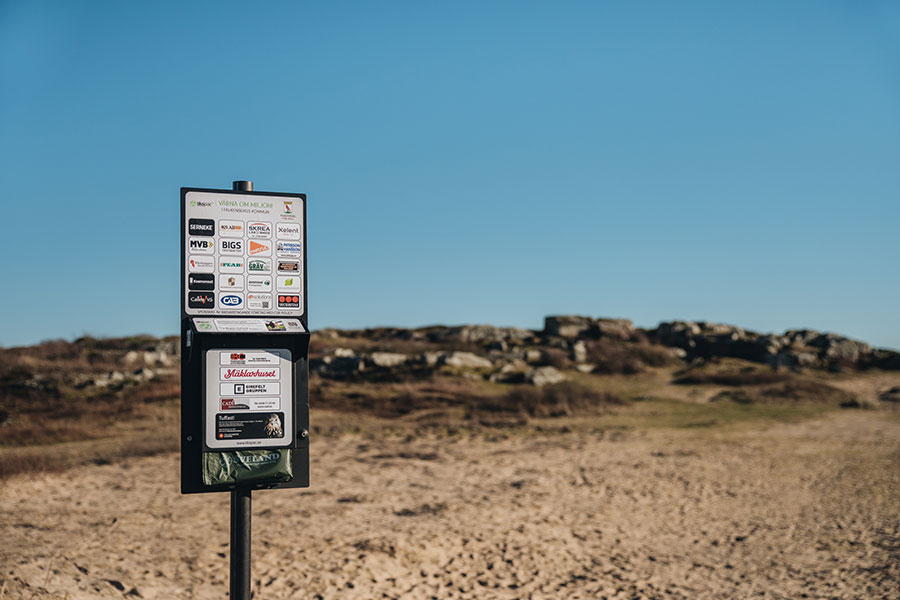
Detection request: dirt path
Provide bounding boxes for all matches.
[2,410,898,599]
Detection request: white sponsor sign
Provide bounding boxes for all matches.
[219,351,281,366]
[183,190,305,317]
[219,220,244,237]
[220,367,280,381]
[219,274,244,292]
[219,238,244,256]
[220,382,281,396]
[188,237,215,254]
[276,222,301,240]
[276,275,301,292]
[218,258,245,273]
[247,221,272,238]
[188,255,215,273]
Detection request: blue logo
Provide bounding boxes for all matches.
[221,295,243,307]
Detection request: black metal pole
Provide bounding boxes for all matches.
[229,180,253,600]
[230,487,252,600]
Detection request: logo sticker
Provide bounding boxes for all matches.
[189,238,215,254]
[247,293,273,310]
[220,274,244,291]
[219,259,245,273]
[276,240,302,258]
[248,258,271,273]
[247,276,272,292]
[221,398,250,411]
[219,220,244,237]
[219,239,244,255]
[189,256,215,273]
[188,273,215,290]
[276,275,301,292]
[188,292,215,308]
[282,201,293,214]
[247,222,272,238]
[277,260,299,274]
[219,294,244,309]
[277,294,301,310]
[249,240,271,256]
[220,367,280,380]
[188,218,215,236]
[276,222,301,240]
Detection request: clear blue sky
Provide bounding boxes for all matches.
[1,1,898,349]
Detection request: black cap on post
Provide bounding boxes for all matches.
[233,180,253,192]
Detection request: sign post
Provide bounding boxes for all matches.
[180,180,310,600]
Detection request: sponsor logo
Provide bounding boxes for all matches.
[188,197,213,208]
[283,201,293,214]
[234,384,245,394]
[277,260,299,274]
[188,292,215,308]
[219,220,244,237]
[249,240,271,256]
[219,239,244,255]
[247,276,272,292]
[189,256,215,273]
[221,398,249,411]
[221,368,278,380]
[220,274,244,291]
[247,222,272,238]
[276,240,302,257]
[189,238,215,254]
[276,275,300,292]
[188,273,215,290]
[220,294,243,309]
[197,322,213,330]
[188,218,215,236]
[248,258,271,273]
[277,294,301,309]
[247,293,272,310]
[266,320,287,331]
[219,259,244,273]
[231,353,246,360]
[276,222,301,240]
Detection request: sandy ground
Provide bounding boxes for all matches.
[2,410,899,600]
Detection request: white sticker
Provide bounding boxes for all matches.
[248,240,272,257]
[219,351,281,366]
[247,293,273,310]
[247,221,272,239]
[194,318,216,331]
[219,238,244,256]
[220,382,281,396]
[188,237,215,255]
[219,220,244,238]
[220,367,280,381]
[275,240,302,258]
[247,258,271,273]
[213,318,269,332]
[276,222,301,240]
[247,276,272,292]
[188,255,215,273]
[219,293,244,310]
[276,275,301,292]
[219,258,245,273]
[219,274,245,292]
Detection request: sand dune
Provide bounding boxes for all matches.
[2,410,898,599]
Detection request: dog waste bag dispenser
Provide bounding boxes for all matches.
[180,187,309,494]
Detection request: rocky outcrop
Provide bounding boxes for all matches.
[543,316,636,341]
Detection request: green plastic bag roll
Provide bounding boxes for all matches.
[202,449,293,486]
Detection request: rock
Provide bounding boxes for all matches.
[526,366,566,387]
[419,352,442,367]
[575,363,595,374]
[571,340,587,363]
[333,347,356,358]
[879,386,900,402]
[592,318,635,341]
[440,352,493,369]
[368,352,408,368]
[544,316,593,338]
[123,351,140,365]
